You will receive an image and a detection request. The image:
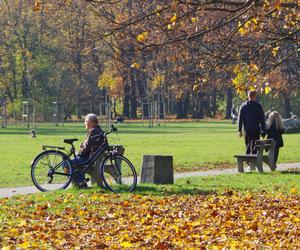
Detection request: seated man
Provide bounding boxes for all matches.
[71,113,104,188]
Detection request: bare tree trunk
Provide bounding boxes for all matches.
[282,94,292,118]
[130,70,137,118]
[211,88,217,117]
[176,93,189,119]
[192,94,204,119]
[225,87,233,119]
[123,84,130,117]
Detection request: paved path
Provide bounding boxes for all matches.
[0,162,299,198]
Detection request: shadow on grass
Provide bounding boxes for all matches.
[133,184,217,196]
[280,170,300,175]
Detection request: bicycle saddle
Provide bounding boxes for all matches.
[63,139,78,145]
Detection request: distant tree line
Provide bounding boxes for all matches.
[0,0,299,121]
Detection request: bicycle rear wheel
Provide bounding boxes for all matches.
[31,150,72,192]
[101,154,137,193]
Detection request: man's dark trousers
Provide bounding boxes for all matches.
[245,129,260,154]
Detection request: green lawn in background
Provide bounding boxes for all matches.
[0,121,299,188]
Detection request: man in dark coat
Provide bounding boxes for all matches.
[71,113,104,188]
[238,90,266,155]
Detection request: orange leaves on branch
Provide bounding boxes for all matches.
[170,13,177,23]
[136,31,148,43]
[238,17,259,36]
[98,62,123,98]
[261,82,272,94]
[191,17,197,23]
[264,86,272,94]
[274,0,282,10]
[272,46,280,56]
[150,74,164,90]
[192,84,200,92]
[33,1,41,12]
[130,62,140,69]
[232,63,264,98]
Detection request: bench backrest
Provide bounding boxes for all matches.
[254,141,266,161]
[254,139,275,163]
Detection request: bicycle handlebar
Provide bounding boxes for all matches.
[104,125,118,137]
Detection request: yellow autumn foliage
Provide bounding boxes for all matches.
[149,74,164,90]
[0,193,299,248]
[136,31,148,43]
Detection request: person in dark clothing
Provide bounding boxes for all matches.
[238,90,266,156]
[70,113,104,188]
[263,111,285,168]
[231,105,238,124]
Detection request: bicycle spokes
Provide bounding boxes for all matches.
[31,151,72,192]
[102,155,137,193]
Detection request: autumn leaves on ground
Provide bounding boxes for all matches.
[1,173,300,249]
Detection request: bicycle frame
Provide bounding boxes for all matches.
[72,141,111,175]
[53,138,114,178]
[44,125,118,179]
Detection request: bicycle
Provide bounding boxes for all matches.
[31,125,137,193]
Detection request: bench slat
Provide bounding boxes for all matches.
[234,155,257,158]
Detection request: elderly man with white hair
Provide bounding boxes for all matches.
[70,113,104,188]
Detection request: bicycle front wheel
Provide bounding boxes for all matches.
[31,150,72,192]
[101,154,137,193]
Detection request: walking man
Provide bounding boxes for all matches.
[238,90,266,156]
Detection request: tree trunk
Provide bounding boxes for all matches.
[130,70,137,118]
[176,94,189,119]
[130,96,137,118]
[282,94,292,118]
[192,94,204,119]
[211,88,217,117]
[21,55,30,99]
[176,98,184,119]
[76,99,82,119]
[225,87,233,119]
[183,93,189,118]
[123,84,130,117]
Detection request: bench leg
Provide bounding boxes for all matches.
[86,167,104,188]
[255,161,264,173]
[263,158,275,171]
[237,158,244,173]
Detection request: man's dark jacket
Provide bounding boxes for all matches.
[78,125,104,158]
[238,100,266,132]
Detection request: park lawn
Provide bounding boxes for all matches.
[1,172,299,249]
[0,121,299,188]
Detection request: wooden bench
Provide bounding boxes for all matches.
[72,145,125,187]
[234,139,276,173]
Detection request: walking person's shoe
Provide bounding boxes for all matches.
[247,163,256,172]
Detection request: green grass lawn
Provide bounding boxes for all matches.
[1,171,299,203]
[0,120,299,188]
[66,170,298,196]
